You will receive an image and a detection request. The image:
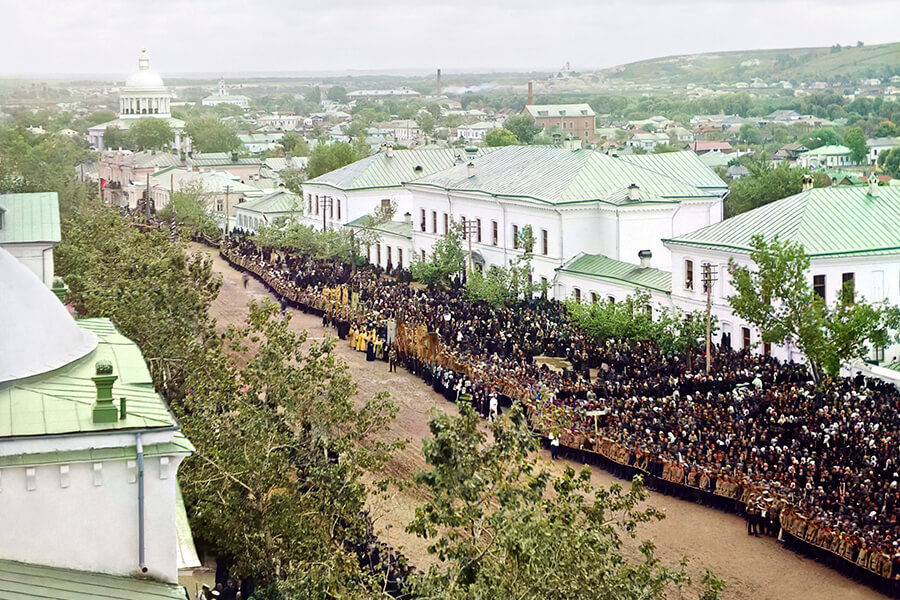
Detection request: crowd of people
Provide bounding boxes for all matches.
[220,235,900,588]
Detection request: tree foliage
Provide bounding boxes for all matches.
[185,117,241,153]
[157,181,220,239]
[129,118,175,150]
[504,114,542,144]
[842,126,868,164]
[465,226,538,306]
[411,221,466,286]
[279,132,310,157]
[727,235,899,381]
[484,128,519,147]
[307,142,366,179]
[724,159,805,217]
[407,401,711,600]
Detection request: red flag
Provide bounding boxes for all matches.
[100,178,107,190]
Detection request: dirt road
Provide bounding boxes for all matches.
[193,243,884,600]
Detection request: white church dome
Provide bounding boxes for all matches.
[0,247,97,383]
[125,51,166,89]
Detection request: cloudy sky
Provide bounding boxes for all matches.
[2,0,898,76]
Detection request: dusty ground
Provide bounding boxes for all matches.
[192,243,886,600]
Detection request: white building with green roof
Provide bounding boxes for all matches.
[236,189,303,233]
[662,181,900,363]
[0,192,60,287]
[0,247,196,597]
[407,147,726,292]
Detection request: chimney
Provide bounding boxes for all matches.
[386,144,394,158]
[92,360,119,423]
[467,162,475,178]
[404,211,412,224]
[627,183,640,201]
[639,249,652,268]
[436,68,442,98]
[527,81,534,106]
[231,150,239,162]
[801,173,814,191]
[867,172,879,197]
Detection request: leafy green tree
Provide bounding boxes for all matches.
[465,226,537,306]
[727,235,899,381]
[179,300,399,595]
[416,111,436,135]
[185,117,241,153]
[280,169,306,195]
[878,147,900,176]
[279,132,309,156]
[843,126,868,164]
[129,117,174,150]
[804,128,841,149]
[411,221,466,286]
[103,125,133,150]
[484,128,518,147]
[306,86,322,104]
[157,181,219,238]
[327,86,348,103]
[504,114,542,143]
[874,120,897,137]
[407,401,714,600]
[738,123,762,145]
[306,141,365,179]
[78,110,117,131]
[724,160,804,217]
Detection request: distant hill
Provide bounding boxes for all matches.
[598,42,900,87]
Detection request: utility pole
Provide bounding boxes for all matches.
[701,262,718,376]
[145,173,151,221]
[224,185,231,235]
[461,218,478,272]
[320,196,332,232]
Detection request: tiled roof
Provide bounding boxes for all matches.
[557,253,672,293]
[0,560,187,600]
[238,190,302,215]
[345,216,413,239]
[304,148,490,191]
[0,318,179,438]
[525,104,595,118]
[664,186,900,258]
[691,141,734,152]
[0,192,60,244]
[619,151,728,191]
[410,146,718,206]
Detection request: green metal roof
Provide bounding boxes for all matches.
[410,146,719,206]
[0,192,60,244]
[885,361,900,373]
[0,560,187,600]
[187,152,262,167]
[557,253,672,293]
[525,104,596,118]
[304,148,490,192]
[238,190,302,215]
[345,216,413,239]
[801,144,850,156]
[619,151,729,191]
[131,152,184,169]
[665,186,900,258]
[0,318,179,438]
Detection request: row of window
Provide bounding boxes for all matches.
[418,210,551,255]
[558,120,590,130]
[366,244,404,269]
[306,193,342,221]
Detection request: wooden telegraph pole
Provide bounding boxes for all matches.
[701,262,718,375]
[461,218,478,272]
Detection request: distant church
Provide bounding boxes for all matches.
[88,50,186,152]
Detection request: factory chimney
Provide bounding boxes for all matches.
[527,81,534,106]
[436,68,442,98]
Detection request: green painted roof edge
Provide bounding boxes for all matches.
[662,238,900,258]
[405,181,685,207]
[0,434,194,468]
[555,267,672,294]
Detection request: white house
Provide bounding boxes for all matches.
[405,147,727,291]
[202,79,250,109]
[391,120,422,143]
[867,136,900,165]
[0,248,196,598]
[661,180,900,363]
[457,121,503,143]
[627,132,671,152]
[238,132,284,153]
[0,192,60,287]
[299,146,490,232]
[235,189,302,234]
[797,145,852,168]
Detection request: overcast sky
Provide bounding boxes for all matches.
[2,0,898,77]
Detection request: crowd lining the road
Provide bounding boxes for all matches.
[219,234,900,595]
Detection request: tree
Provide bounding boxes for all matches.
[874,121,897,138]
[306,141,365,179]
[179,300,399,595]
[280,169,306,195]
[407,401,715,600]
[727,235,899,381]
[504,114,542,144]
[327,86,348,103]
[738,123,762,146]
[484,128,518,147]
[465,226,537,306]
[306,86,322,104]
[416,111,435,135]
[804,128,841,149]
[129,117,174,150]
[279,132,309,156]
[878,147,900,177]
[185,117,241,153]
[843,126,868,164]
[411,221,466,286]
[156,181,219,238]
[724,160,804,217]
[103,125,132,150]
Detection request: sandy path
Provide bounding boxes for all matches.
[193,243,885,600]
